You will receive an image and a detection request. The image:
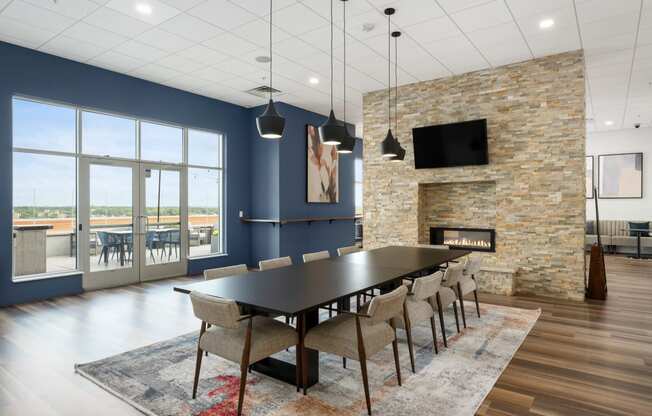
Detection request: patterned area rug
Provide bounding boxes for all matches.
[76,302,539,416]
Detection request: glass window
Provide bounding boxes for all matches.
[12,152,77,278]
[82,111,136,159]
[188,168,222,257]
[141,122,183,163]
[12,98,76,153]
[188,129,222,168]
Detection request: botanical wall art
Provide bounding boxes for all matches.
[307,124,339,203]
[598,153,643,199]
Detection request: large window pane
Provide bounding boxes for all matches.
[12,98,76,152]
[141,122,182,163]
[13,153,77,278]
[145,168,180,265]
[188,168,222,256]
[82,111,136,159]
[188,129,221,167]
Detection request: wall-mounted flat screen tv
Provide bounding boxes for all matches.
[412,119,488,169]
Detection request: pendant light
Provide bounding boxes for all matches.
[389,30,405,162]
[380,8,399,158]
[337,0,355,154]
[319,0,345,145]
[256,0,285,139]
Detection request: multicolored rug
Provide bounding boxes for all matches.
[75,302,539,416]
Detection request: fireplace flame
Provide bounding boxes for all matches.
[443,238,491,249]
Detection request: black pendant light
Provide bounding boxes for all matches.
[337,0,355,154]
[319,0,345,145]
[389,30,405,162]
[380,8,399,158]
[256,0,285,139]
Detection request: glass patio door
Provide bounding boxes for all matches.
[139,163,187,281]
[79,158,140,290]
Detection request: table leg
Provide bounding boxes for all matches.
[251,308,319,388]
[637,234,642,259]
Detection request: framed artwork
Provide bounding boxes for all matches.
[307,124,339,203]
[598,153,643,199]
[586,156,594,199]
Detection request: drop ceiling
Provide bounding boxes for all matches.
[0,0,650,131]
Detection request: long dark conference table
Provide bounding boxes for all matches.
[174,245,471,387]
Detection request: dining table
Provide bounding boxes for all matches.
[173,245,471,388]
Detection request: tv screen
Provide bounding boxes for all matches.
[412,119,488,169]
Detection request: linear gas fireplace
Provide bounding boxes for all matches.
[430,227,496,252]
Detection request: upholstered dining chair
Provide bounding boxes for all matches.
[442,263,471,328]
[204,264,248,280]
[259,256,292,271]
[189,292,299,416]
[337,245,360,256]
[395,272,443,372]
[302,250,330,263]
[462,256,482,318]
[303,285,409,416]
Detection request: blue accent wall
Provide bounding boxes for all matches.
[0,42,251,306]
[0,42,360,306]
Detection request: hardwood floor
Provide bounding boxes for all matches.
[1,256,650,415]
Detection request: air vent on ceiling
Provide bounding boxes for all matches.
[245,85,283,99]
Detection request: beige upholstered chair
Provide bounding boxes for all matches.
[204,264,248,280]
[337,245,360,256]
[259,256,292,271]
[302,250,330,263]
[395,272,442,372]
[462,256,482,318]
[442,263,474,328]
[304,285,409,415]
[189,292,298,415]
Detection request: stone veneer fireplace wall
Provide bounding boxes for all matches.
[362,51,586,300]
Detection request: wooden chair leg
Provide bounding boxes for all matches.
[457,283,467,328]
[192,322,206,399]
[355,316,371,416]
[403,306,416,373]
[453,301,460,333]
[473,289,481,318]
[436,293,448,348]
[237,318,253,416]
[429,317,439,355]
[391,327,402,386]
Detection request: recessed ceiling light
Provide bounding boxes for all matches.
[539,18,554,29]
[309,77,319,85]
[604,120,614,126]
[135,2,153,15]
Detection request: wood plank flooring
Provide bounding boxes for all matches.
[1,256,650,415]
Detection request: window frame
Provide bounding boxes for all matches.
[11,95,227,281]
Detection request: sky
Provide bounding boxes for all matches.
[12,98,222,209]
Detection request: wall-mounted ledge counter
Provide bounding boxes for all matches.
[241,216,361,227]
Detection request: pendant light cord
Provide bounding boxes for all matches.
[330,0,334,110]
[394,34,398,133]
[343,0,346,125]
[269,0,273,100]
[387,12,391,130]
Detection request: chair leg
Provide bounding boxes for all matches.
[391,329,402,386]
[237,318,253,416]
[453,301,460,333]
[473,289,481,318]
[436,293,448,348]
[192,322,206,399]
[430,317,439,355]
[457,282,467,329]
[355,316,372,416]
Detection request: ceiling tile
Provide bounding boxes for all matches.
[63,21,128,48]
[271,3,328,36]
[0,14,57,47]
[83,6,153,37]
[300,25,344,53]
[39,34,106,62]
[202,32,259,56]
[136,27,194,52]
[515,6,577,36]
[504,0,572,18]
[2,0,75,33]
[176,44,229,65]
[450,0,513,33]
[158,13,223,42]
[113,39,169,62]
[421,35,488,74]
[188,0,257,30]
[403,15,461,43]
[374,0,446,27]
[523,26,580,58]
[89,50,148,72]
[575,0,641,24]
[437,0,495,14]
[130,62,183,82]
[23,0,101,19]
[300,0,373,20]
[105,0,181,25]
[234,0,297,17]
[159,0,205,11]
[230,18,292,47]
[273,36,321,60]
[156,54,205,73]
[192,66,240,83]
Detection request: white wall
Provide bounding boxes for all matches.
[586,127,652,220]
